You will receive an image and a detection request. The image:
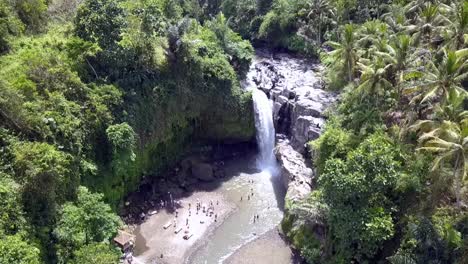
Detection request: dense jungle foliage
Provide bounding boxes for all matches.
[0,0,255,263]
[0,0,467,263]
[275,0,468,263]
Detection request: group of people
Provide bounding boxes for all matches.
[157,178,264,260]
[241,186,256,202]
[170,198,220,238]
[241,185,263,224]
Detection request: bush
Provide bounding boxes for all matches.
[70,243,120,264]
[319,132,401,261]
[13,142,74,226]
[74,0,125,49]
[0,1,24,53]
[0,174,26,235]
[0,234,41,264]
[54,186,122,263]
[309,119,356,174]
[206,13,254,78]
[14,0,47,32]
[106,123,136,157]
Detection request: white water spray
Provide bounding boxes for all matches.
[251,89,278,174]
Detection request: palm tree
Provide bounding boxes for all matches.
[434,88,468,124]
[404,0,439,18]
[405,48,468,107]
[326,24,359,82]
[381,4,407,33]
[354,58,393,107]
[410,87,468,208]
[359,34,414,104]
[302,0,336,45]
[379,34,413,102]
[357,20,389,59]
[409,3,449,47]
[443,1,468,49]
[413,118,467,208]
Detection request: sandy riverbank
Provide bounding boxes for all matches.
[224,228,301,264]
[133,189,236,264]
[129,151,289,264]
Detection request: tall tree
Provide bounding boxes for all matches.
[355,58,393,107]
[411,3,448,47]
[405,49,468,107]
[414,118,467,208]
[54,186,122,262]
[302,0,336,45]
[444,1,468,49]
[327,24,359,82]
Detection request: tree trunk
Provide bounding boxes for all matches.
[347,59,353,82]
[317,15,322,45]
[86,58,99,79]
[454,153,461,208]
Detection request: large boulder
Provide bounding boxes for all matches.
[291,116,323,153]
[293,98,324,121]
[274,139,313,202]
[191,162,215,182]
[253,61,280,94]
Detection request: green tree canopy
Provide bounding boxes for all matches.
[0,234,41,264]
[70,243,120,264]
[54,186,122,262]
[0,174,26,235]
[319,132,402,261]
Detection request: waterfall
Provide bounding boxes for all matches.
[252,89,278,174]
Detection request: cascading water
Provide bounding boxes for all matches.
[252,89,277,173]
[243,62,279,175]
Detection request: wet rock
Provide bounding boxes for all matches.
[276,102,293,136]
[277,95,288,105]
[191,162,215,182]
[274,139,313,202]
[293,98,323,119]
[273,102,282,122]
[253,61,280,94]
[281,87,296,100]
[246,50,336,153]
[180,157,195,172]
[291,116,323,153]
[270,88,283,102]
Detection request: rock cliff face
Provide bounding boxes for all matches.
[249,51,336,155]
[274,139,312,201]
[246,50,337,253]
[247,50,336,202]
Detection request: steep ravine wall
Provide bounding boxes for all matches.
[248,50,336,251]
[88,81,255,206]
